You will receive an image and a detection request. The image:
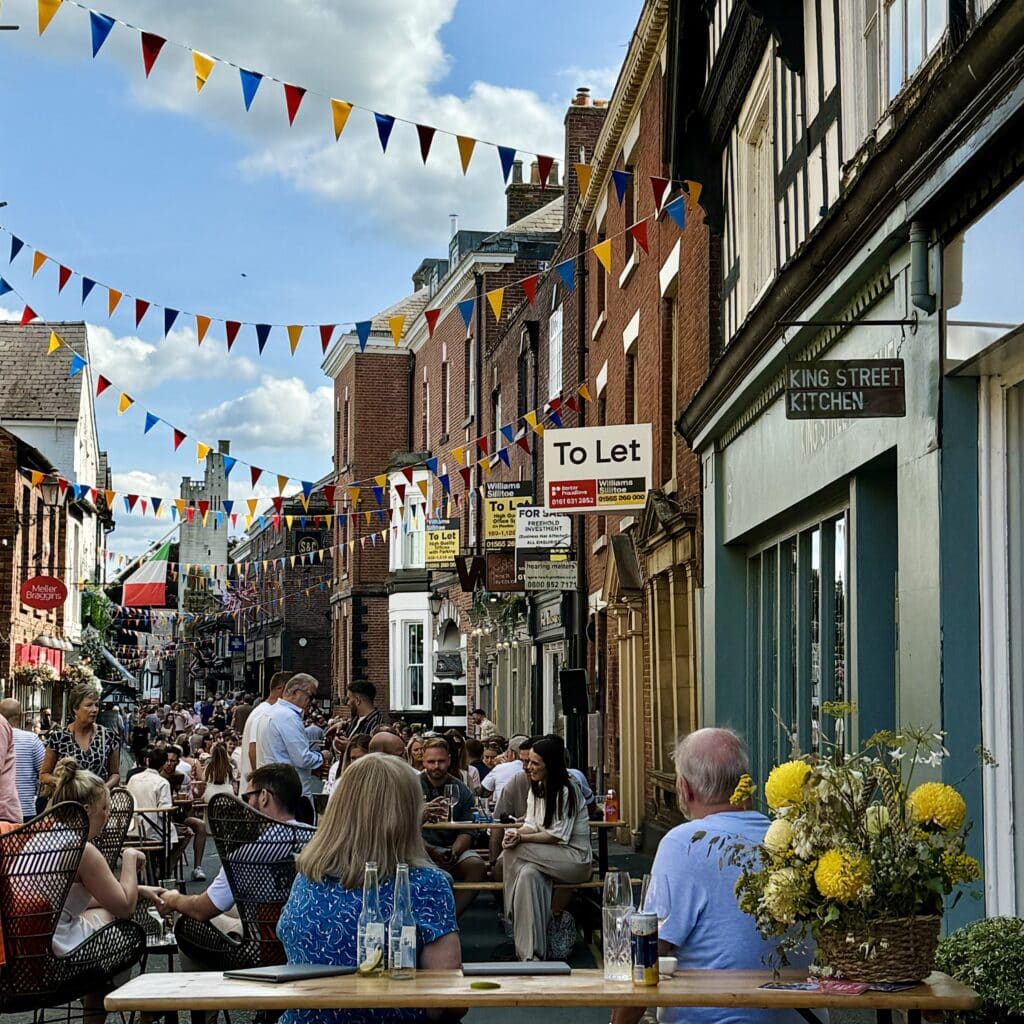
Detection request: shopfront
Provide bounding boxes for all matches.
[534,592,566,736]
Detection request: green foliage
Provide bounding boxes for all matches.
[81,585,113,639]
[936,917,1024,1023]
[80,626,109,679]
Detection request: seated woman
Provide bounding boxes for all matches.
[501,734,592,961]
[321,732,370,798]
[278,753,462,1024]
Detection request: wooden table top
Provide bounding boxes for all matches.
[105,969,978,1012]
[423,820,624,830]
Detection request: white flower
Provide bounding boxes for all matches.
[889,747,906,761]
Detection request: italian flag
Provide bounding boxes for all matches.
[122,541,170,607]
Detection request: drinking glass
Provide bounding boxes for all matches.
[602,869,634,981]
[443,783,458,823]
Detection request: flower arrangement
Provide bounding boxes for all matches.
[12,660,58,689]
[724,714,983,979]
[60,660,97,688]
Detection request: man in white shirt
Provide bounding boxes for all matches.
[470,708,498,740]
[481,735,531,806]
[239,671,291,797]
[126,747,194,873]
[256,673,323,822]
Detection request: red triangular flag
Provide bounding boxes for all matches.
[425,308,441,338]
[226,320,241,350]
[566,396,579,413]
[416,124,435,163]
[172,428,186,451]
[58,265,72,292]
[96,375,112,397]
[250,465,263,487]
[628,220,650,254]
[141,32,166,78]
[283,83,306,125]
[516,436,531,455]
[134,298,150,326]
[272,496,284,514]
[650,176,671,214]
[319,325,335,353]
[126,494,138,512]
[521,274,539,306]
[395,483,406,503]
[401,465,414,484]
[458,467,472,489]
[476,436,490,455]
[322,484,336,508]
[20,305,37,325]
[198,500,210,518]
[537,155,555,189]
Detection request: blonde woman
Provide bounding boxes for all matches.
[278,753,461,1024]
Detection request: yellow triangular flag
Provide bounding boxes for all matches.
[175,499,186,518]
[287,325,303,354]
[244,514,252,529]
[47,331,62,354]
[196,315,211,345]
[487,287,504,322]
[201,512,210,527]
[197,442,211,462]
[289,554,297,567]
[30,470,45,487]
[277,474,289,495]
[38,0,61,35]
[246,498,258,518]
[285,516,294,530]
[578,383,593,402]
[193,51,215,93]
[593,238,612,274]
[388,315,405,346]
[574,163,592,195]
[108,288,122,316]
[348,485,360,508]
[685,180,703,210]
[456,135,476,174]
[417,480,429,500]
[374,474,388,489]
[118,393,134,415]
[453,446,464,466]
[32,250,47,276]
[479,458,492,477]
[331,99,353,141]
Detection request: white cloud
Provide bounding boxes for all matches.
[197,375,333,453]
[557,65,623,101]
[112,468,185,498]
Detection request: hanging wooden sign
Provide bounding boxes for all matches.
[784,360,906,419]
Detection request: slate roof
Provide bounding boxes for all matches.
[368,289,432,334]
[502,195,563,236]
[0,321,89,421]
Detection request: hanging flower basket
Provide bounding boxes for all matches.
[816,915,941,983]
[12,661,58,690]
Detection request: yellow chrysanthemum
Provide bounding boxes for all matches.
[942,851,981,885]
[763,818,794,856]
[761,867,805,924]
[908,782,967,831]
[814,849,869,903]
[730,773,757,807]
[764,761,811,810]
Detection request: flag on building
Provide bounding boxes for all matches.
[121,541,170,606]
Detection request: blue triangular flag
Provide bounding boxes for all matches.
[81,277,96,303]
[550,411,563,428]
[170,504,178,522]
[498,146,516,183]
[376,508,385,524]
[556,258,576,293]
[68,353,87,377]
[664,195,686,230]
[0,278,10,296]
[439,473,450,494]
[240,68,263,111]
[299,516,307,529]
[10,236,23,263]
[256,323,272,353]
[123,496,132,514]
[375,112,395,153]
[612,169,631,205]
[222,499,234,516]
[164,308,179,336]
[498,448,511,467]
[500,424,515,445]
[90,11,115,57]
[301,481,313,499]
[425,457,439,475]
[373,486,384,506]
[458,297,475,328]
[356,321,371,351]
[257,515,266,530]
[222,455,236,477]
[152,497,162,516]
[144,411,159,433]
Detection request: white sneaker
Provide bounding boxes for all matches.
[191,867,207,881]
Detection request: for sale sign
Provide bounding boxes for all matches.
[544,424,652,512]
[515,506,572,550]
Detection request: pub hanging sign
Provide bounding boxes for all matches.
[784,359,906,420]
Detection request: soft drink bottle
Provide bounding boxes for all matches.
[356,861,385,973]
[388,863,417,980]
[604,789,619,822]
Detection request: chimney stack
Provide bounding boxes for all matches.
[449,213,459,238]
[563,87,607,226]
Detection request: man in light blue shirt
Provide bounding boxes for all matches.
[255,674,323,820]
[613,728,816,1024]
[0,699,44,821]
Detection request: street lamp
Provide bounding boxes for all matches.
[428,589,443,617]
[39,477,61,508]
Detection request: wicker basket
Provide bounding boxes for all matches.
[816,916,941,983]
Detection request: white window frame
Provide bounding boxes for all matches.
[389,471,428,571]
[548,297,563,400]
[406,621,426,708]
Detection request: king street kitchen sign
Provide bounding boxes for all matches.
[784,359,906,419]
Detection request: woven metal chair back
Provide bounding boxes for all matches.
[0,802,89,1008]
[92,787,134,870]
[207,793,314,965]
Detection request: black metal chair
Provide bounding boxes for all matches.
[92,787,134,871]
[0,802,145,1015]
[174,794,313,971]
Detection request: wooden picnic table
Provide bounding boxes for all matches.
[105,968,978,1022]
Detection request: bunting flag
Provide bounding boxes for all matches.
[172,428,186,451]
[47,330,62,354]
[424,307,441,338]
[556,258,576,293]
[240,68,263,111]
[134,298,149,327]
[284,83,306,125]
[108,287,122,315]
[593,238,612,274]
[68,353,87,377]
[256,323,272,353]
[417,124,435,163]
[486,287,504,322]
[9,236,23,262]
[82,276,95,301]
[37,0,62,34]
[685,180,703,210]
[225,320,241,349]
[330,99,353,141]
[456,135,476,174]
[0,278,10,296]
[96,374,112,396]
[521,274,539,306]
[57,264,72,292]
[117,392,134,415]
[288,324,303,354]
[140,32,166,77]
[458,297,475,328]
[628,219,650,254]
[612,169,631,205]
[498,146,516,184]
[20,305,37,325]
[537,154,555,188]
[196,442,211,462]
[144,411,159,434]
[664,196,686,230]
[319,324,334,353]
[164,307,179,335]
[193,50,215,92]
[388,315,405,346]
[375,113,395,153]
[356,321,371,352]
[32,250,47,276]
[650,176,671,214]
[575,163,592,195]
[196,314,211,344]
[90,11,114,56]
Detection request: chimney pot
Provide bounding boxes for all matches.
[529,160,540,184]
[511,159,523,184]
[449,213,459,238]
[574,87,591,106]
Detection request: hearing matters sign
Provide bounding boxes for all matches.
[544,424,652,512]
[784,360,906,419]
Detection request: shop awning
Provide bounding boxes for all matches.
[102,647,137,683]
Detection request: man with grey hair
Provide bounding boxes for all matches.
[256,673,324,823]
[612,728,815,1024]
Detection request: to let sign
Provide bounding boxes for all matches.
[20,575,67,610]
[544,424,652,512]
[483,480,533,549]
[785,360,906,419]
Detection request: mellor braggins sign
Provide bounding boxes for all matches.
[20,575,68,611]
[544,424,653,513]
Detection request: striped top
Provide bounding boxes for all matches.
[12,727,45,822]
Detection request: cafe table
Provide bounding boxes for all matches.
[106,968,978,1023]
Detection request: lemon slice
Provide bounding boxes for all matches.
[357,947,383,974]
[469,981,501,989]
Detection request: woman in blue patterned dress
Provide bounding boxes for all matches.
[278,753,462,1024]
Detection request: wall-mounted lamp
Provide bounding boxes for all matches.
[428,589,443,617]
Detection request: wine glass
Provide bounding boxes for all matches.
[443,783,458,823]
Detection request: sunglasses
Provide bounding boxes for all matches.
[243,788,266,802]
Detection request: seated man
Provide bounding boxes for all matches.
[162,763,313,943]
[125,746,194,875]
[612,728,815,1024]
[419,737,488,916]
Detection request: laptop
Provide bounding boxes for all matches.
[223,964,358,983]
[462,961,572,976]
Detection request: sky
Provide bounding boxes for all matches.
[0,0,641,557]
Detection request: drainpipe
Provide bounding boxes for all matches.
[473,271,485,551]
[406,355,415,452]
[910,222,936,315]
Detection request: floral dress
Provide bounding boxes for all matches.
[277,866,457,1024]
[47,725,116,778]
